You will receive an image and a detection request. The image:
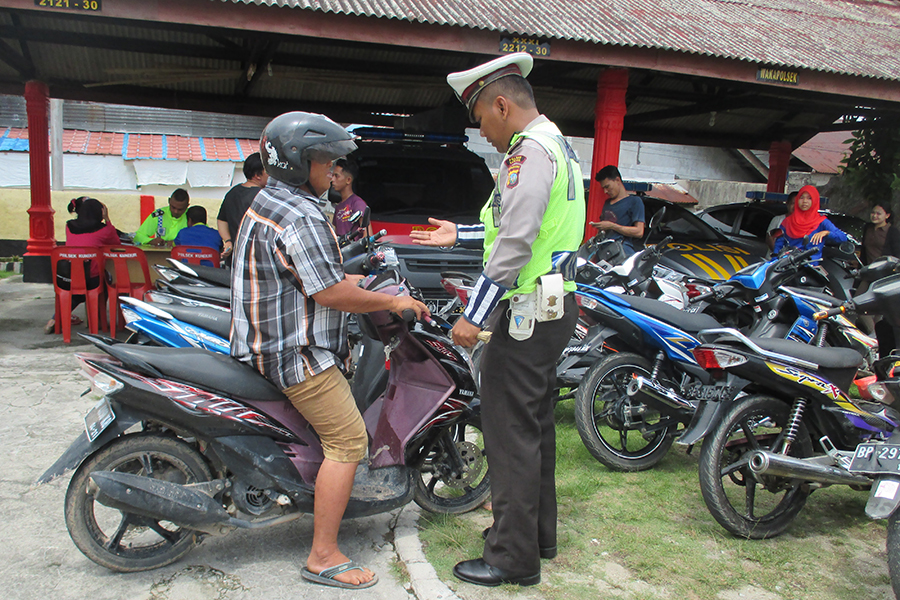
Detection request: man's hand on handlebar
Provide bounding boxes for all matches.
[391,295,430,321]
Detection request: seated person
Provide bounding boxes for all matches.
[590,165,645,256]
[132,188,190,246]
[174,206,223,266]
[773,185,847,262]
[45,197,120,334]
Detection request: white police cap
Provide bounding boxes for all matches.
[447,52,533,121]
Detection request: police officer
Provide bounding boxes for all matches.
[410,52,585,586]
[132,188,190,246]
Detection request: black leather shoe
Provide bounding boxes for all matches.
[453,558,540,587]
[482,527,558,559]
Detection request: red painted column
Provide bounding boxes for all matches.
[586,68,629,240]
[766,140,792,193]
[23,80,55,283]
[140,194,156,222]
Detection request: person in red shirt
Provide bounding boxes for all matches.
[45,197,120,334]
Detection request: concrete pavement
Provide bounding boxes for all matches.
[0,276,461,600]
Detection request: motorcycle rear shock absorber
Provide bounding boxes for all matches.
[650,351,664,380]
[782,397,808,455]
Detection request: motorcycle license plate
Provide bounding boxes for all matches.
[849,443,900,474]
[83,397,115,443]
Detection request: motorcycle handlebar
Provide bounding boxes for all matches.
[786,246,819,266]
[813,304,849,320]
[689,290,715,304]
[340,230,388,261]
[640,235,674,262]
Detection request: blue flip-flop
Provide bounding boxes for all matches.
[301,561,378,589]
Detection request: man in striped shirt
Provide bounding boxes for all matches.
[231,112,428,590]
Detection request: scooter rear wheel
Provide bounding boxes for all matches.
[698,394,812,539]
[888,511,900,598]
[413,416,491,514]
[64,433,212,572]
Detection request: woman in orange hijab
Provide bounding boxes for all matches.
[772,185,848,262]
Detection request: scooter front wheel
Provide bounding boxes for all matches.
[64,433,212,572]
[413,417,491,514]
[574,352,675,471]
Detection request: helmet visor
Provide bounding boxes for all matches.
[305,139,358,164]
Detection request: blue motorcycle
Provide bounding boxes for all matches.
[119,293,231,353]
[571,247,875,472]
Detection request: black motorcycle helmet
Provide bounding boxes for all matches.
[259,111,357,188]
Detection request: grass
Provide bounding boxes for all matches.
[0,270,20,279]
[418,401,893,600]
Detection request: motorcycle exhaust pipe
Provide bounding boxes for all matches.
[626,376,696,412]
[90,471,231,529]
[747,450,871,487]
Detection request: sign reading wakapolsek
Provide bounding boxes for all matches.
[756,67,799,86]
[499,36,550,57]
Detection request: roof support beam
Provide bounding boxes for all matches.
[0,24,248,62]
[235,37,280,96]
[0,37,34,79]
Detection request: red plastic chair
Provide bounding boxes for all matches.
[102,245,153,338]
[51,246,107,343]
[171,245,221,268]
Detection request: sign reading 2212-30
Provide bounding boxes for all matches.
[34,0,101,12]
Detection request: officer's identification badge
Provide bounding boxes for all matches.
[505,155,526,189]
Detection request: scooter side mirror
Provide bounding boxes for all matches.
[644,207,665,242]
[358,206,371,230]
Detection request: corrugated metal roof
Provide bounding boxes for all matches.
[225,0,900,81]
[792,130,853,174]
[0,128,254,162]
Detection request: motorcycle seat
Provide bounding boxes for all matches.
[148,301,231,340]
[157,279,232,306]
[105,344,286,401]
[609,292,721,333]
[744,336,864,370]
[178,262,232,287]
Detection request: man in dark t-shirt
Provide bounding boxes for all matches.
[590,165,645,256]
[217,152,268,260]
[329,158,370,237]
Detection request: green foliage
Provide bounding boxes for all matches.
[840,122,900,203]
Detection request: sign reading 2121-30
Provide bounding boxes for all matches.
[34,0,101,12]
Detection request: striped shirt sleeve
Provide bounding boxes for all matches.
[462,273,509,327]
[456,223,485,249]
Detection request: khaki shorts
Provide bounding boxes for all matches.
[283,365,368,463]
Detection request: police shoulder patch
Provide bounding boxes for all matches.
[505,154,526,188]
